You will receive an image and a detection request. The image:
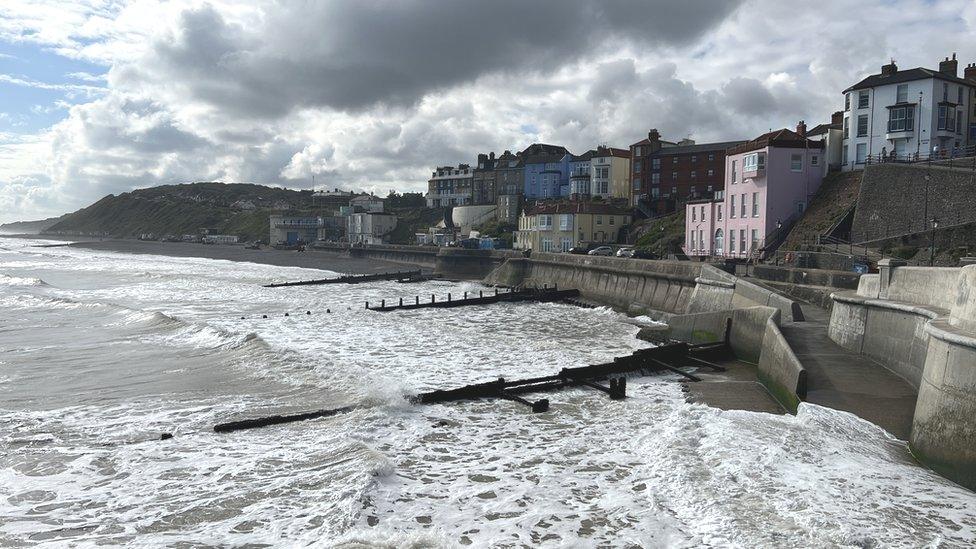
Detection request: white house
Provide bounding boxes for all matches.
[347,212,397,245]
[841,54,976,170]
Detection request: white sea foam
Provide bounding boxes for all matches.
[1,236,975,547]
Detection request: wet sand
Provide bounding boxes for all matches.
[63,239,408,275]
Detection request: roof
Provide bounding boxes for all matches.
[525,200,632,216]
[593,146,631,159]
[727,128,825,155]
[652,140,747,156]
[630,136,678,147]
[572,150,596,162]
[844,67,976,93]
[807,123,841,137]
[520,143,570,157]
[351,194,383,202]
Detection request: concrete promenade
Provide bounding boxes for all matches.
[779,304,917,439]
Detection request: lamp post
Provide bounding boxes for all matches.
[930,217,939,266]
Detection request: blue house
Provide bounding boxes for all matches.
[520,143,570,198]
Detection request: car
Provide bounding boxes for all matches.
[616,247,635,258]
[588,246,614,256]
[568,245,593,255]
[632,248,658,260]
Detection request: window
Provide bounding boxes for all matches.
[561,237,572,252]
[635,146,642,156]
[672,156,678,164]
[943,83,948,102]
[539,214,553,228]
[843,116,849,139]
[691,155,698,163]
[845,93,851,111]
[633,178,640,190]
[858,90,869,109]
[959,87,964,105]
[958,110,964,135]
[651,173,661,184]
[731,160,737,183]
[752,192,759,217]
[542,238,553,252]
[700,206,705,220]
[743,153,765,171]
[739,230,746,253]
[717,204,723,221]
[671,186,677,195]
[707,169,714,177]
[651,187,660,198]
[857,114,868,137]
[811,155,819,166]
[740,193,746,218]
[708,154,715,161]
[896,84,909,104]
[843,145,849,165]
[691,171,697,179]
[714,229,724,254]
[938,105,956,131]
[652,158,661,169]
[634,163,642,173]
[888,106,915,132]
[855,143,867,164]
[692,207,697,222]
[559,214,571,231]
[790,154,803,171]
[596,215,603,225]
[609,216,615,225]
[690,185,696,194]
[730,195,736,218]
[672,171,678,180]
[751,229,759,250]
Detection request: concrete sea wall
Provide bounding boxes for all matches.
[829,263,976,490]
[313,243,519,279]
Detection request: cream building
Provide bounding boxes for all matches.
[514,201,632,251]
[590,146,632,200]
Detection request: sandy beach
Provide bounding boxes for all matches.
[44,239,414,275]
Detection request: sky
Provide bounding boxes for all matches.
[1,0,975,224]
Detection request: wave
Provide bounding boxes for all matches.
[0,274,50,287]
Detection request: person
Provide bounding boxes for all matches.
[881,146,887,162]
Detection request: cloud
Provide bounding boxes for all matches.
[2,0,976,224]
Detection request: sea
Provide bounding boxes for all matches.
[1,236,975,548]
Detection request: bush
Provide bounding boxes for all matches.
[889,246,919,260]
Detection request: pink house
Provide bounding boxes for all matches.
[685,123,826,259]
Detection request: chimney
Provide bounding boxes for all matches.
[965,63,976,82]
[881,59,898,76]
[939,53,958,77]
[796,120,807,138]
[831,110,843,125]
[489,151,495,160]
[647,129,660,142]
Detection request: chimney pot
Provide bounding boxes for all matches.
[940,54,959,77]
[796,120,807,138]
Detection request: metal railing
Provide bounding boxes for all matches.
[862,144,976,169]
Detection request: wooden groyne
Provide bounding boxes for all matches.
[365,286,580,312]
[415,341,726,412]
[264,269,422,288]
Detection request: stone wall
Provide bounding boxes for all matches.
[829,263,976,490]
[751,264,860,290]
[851,163,976,244]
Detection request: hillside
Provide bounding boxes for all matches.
[44,182,316,241]
[782,170,862,250]
[0,216,65,234]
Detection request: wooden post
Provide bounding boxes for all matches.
[416,296,419,305]
[464,291,468,299]
[381,299,385,308]
[448,293,452,302]
[431,294,435,303]
[399,297,403,306]
[480,290,483,298]
[365,301,369,309]
[495,288,498,296]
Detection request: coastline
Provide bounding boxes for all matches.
[23,237,414,275]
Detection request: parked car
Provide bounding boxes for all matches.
[568,244,594,255]
[616,247,635,258]
[588,246,614,256]
[632,248,658,260]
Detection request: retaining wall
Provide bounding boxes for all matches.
[312,243,518,279]
[757,315,807,413]
[483,253,703,315]
[829,263,976,491]
[751,264,861,290]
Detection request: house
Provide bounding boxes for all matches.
[841,54,976,169]
[684,124,825,259]
[630,129,745,212]
[472,152,498,205]
[348,212,398,245]
[494,150,524,223]
[350,194,385,213]
[521,143,571,199]
[589,146,632,200]
[514,201,632,252]
[568,150,595,196]
[426,164,473,207]
[806,112,845,170]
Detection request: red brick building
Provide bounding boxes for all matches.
[629,129,745,214]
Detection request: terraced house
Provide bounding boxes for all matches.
[514,201,632,252]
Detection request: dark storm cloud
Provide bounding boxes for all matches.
[140,0,743,117]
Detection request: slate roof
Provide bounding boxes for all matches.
[525,201,632,216]
[844,67,976,93]
[727,129,825,156]
[654,140,747,156]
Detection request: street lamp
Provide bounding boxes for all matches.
[930,217,939,266]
